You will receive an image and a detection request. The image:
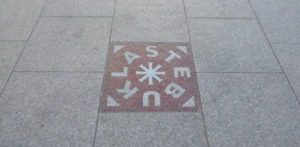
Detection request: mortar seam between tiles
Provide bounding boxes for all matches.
[0,0,49,98]
[188,17,255,20]
[247,0,300,105]
[92,0,118,146]
[182,0,211,146]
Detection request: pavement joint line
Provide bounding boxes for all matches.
[13,71,104,73]
[196,72,283,74]
[188,17,256,20]
[182,0,211,146]
[0,0,49,99]
[247,0,300,106]
[42,15,113,18]
[271,42,300,44]
[92,0,118,146]
[0,40,27,42]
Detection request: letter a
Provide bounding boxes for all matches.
[124,52,140,64]
[116,80,139,99]
[165,82,185,99]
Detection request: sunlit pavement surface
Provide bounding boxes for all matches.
[0,0,300,146]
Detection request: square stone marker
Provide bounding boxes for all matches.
[0,0,46,40]
[100,42,200,112]
[0,72,102,146]
[15,17,111,72]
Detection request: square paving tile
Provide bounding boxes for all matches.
[185,0,254,18]
[101,42,200,112]
[95,113,208,147]
[198,73,300,146]
[250,0,300,43]
[0,0,46,40]
[0,42,24,92]
[15,17,111,72]
[188,19,281,72]
[0,72,102,146]
[273,44,300,100]
[43,0,115,16]
[111,0,189,42]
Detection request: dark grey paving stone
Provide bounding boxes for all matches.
[95,113,208,147]
[273,44,300,100]
[198,73,300,147]
[189,19,280,72]
[111,0,189,42]
[0,72,102,146]
[185,0,254,18]
[0,42,24,92]
[15,17,111,72]
[0,0,46,40]
[43,0,115,16]
[250,0,300,43]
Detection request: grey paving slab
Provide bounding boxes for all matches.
[111,0,189,42]
[273,44,300,100]
[0,72,102,146]
[250,0,300,43]
[95,113,207,147]
[15,17,111,72]
[184,0,254,18]
[43,0,115,17]
[0,0,46,40]
[198,73,300,147]
[188,19,280,72]
[0,42,24,92]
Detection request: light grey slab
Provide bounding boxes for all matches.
[111,0,189,42]
[0,0,46,40]
[0,72,102,146]
[188,19,280,72]
[273,44,300,100]
[43,0,115,16]
[198,73,300,147]
[250,0,300,43]
[16,17,111,72]
[0,42,24,92]
[95,113,208,147]
[184,0,254,18]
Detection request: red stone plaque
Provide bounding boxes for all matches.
[100,42,201,112]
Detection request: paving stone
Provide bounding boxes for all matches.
[198,73,300,146]
[111,0,189,42]
[188,19,281,72]
[15,17,111,72]
[95,113,208,147]
[0,42,24,92]
[43,0,115,16]
[0,0,46,40]
[185,0,254,18]
[250,0,300,43]
[0,72,102,146]
[273,44,300,100]
[101,42,200,112]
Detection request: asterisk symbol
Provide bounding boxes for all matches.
[136,62,166,85]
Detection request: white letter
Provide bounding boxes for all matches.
[124,52,140,64]
[143,91,160,107]
[146,46,158,57]
[111,67,128,77]
[165,82,185,99]
[174,67,191,78]
[165,50,181,62]
[116,80,139,99]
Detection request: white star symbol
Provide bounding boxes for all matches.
[136,62,166,85]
